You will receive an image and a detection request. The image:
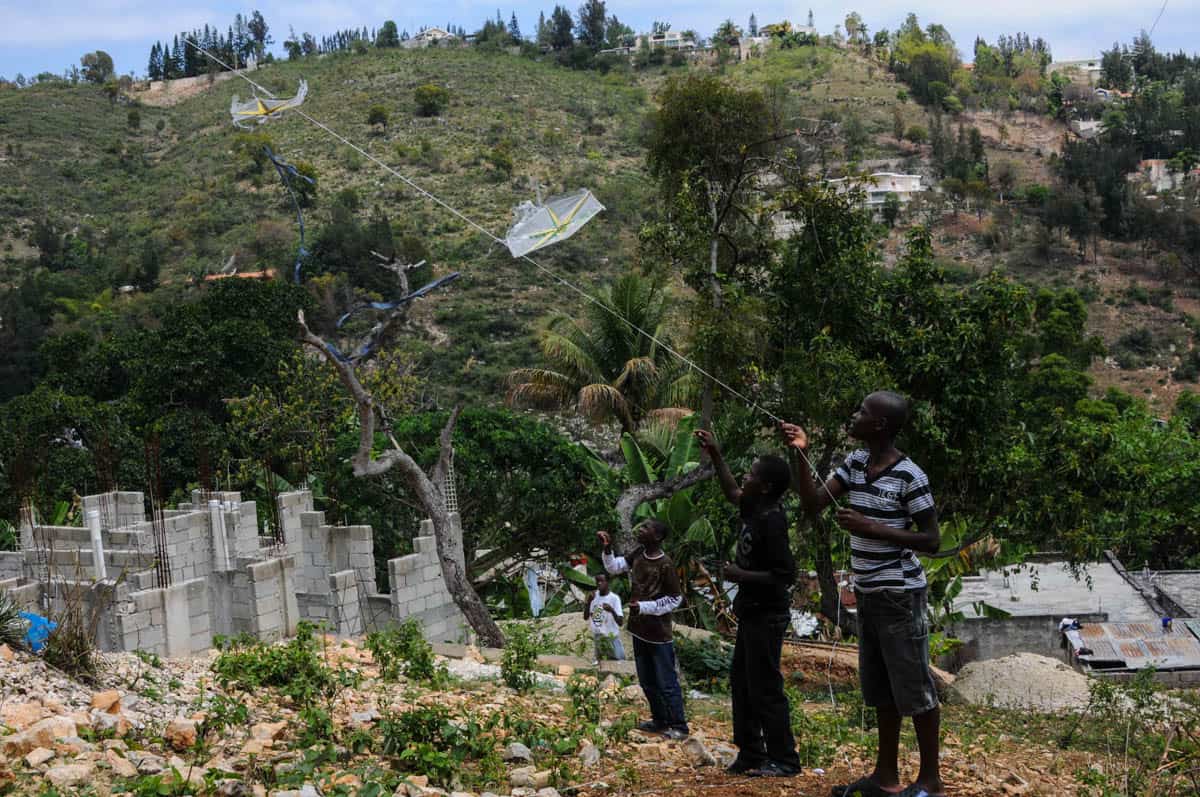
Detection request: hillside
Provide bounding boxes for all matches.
[0,47,656,402]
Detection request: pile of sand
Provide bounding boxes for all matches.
[949,653,1092,712]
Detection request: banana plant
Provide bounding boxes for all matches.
[586,414,733,631]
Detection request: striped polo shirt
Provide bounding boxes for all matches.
[833,449,936,593]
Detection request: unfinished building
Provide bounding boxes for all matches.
[0,490,466,657]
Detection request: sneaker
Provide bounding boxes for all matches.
[663,727,689,741]
[637,720,665,734]
[748,760,801,778]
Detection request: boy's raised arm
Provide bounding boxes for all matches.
[597,531,629,574]
[695,429,741,505]
[780,422,843,516]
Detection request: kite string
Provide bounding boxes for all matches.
[182,37,843,505]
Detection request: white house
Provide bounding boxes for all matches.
[1049,57,1103,86]
[404,27,457,49]
[827,172,924,208]
[635,30,696,50]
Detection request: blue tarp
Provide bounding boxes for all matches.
[19,611,56,653]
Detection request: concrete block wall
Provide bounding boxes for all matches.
[387,519,467,643]
[329,569,363,636]
[247,555,300,642]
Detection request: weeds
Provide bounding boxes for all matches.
[376,705,501,788]
[364,618,447,684]
[674,632,733,692]
[501,623,539,692]
[0,590,25,648]
[566,673,601,723]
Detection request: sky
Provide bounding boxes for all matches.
[1,0,1198,81]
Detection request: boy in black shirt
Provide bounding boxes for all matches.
[696,429,800,777]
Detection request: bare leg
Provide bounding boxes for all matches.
[870,704,903,791]
[911,707,944,794]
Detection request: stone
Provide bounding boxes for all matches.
[44,763,94,788]
[91,710,132,737]
[250,721,287,741]
[24,747,55,768]
[599,675,619,693]
[681,736,715,767]
[215,780,254,796]
[103,739,129,751]
[349,710,380,729]
[0,702,45,732]
[450,792,475,797]
[168,756,208,786]
[710,742,738,768]
[90,690,122,714]
[531,771,552,789]
[128,750,167,775]
[0,715,77,757]
[0,643,13,662]
[535,790,562,797]
[578,741,601,768]
[165,717,199,751]
[636,742,666,760]
[509,767,536,787]
[269,786,320,797]
[241,739,267,756]
[503,742,534,763]
[556,664,574,676]
[52,736,95,756]
[462,645,485,664]
[107,749,138,778]
[622,684,644,701]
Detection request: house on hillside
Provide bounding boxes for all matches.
[1049,57,1103,86]
[635,30,696,50]
[826,172,924,209]
[1069,119,1103,140]
[1128,159,1197,194]
[403,27,458,49]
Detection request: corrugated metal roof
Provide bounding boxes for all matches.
[1066,621,1200,671]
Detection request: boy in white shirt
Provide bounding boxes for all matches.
[583,572,625,662]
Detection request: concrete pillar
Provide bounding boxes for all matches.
[209,500,231,572]
[86,510,107,581]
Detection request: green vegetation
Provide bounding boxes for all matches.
[501,623,540,691]
[365,618,447,683]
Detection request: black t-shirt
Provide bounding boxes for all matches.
[733,504,796,615]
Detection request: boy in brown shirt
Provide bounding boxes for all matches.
[598,520,689,739]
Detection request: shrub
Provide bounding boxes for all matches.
[367,104,389,130]
[1174,349,1200,383]
[211,621,356,706]
[501,624,539,692]
[903,124,928,144]
[365,618,446,683]
[674,632,733,692]
[378,706,500,787]
[565,673,601,723]
[414,84,449,117]
[0,590,26,648]
[43,601,99,683]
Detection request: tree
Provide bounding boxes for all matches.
[549,5,575,50]
[507,272,685,434]
[80,51,114,84]
[844,12,864,46]
[537,12,550,46]
[248,10,272,58]
[376,21,400,48]
[882,192,902,227]
[892,107,905,141]
[414,84,449,116]
[367,104,389,131]
[147,43,162,81]
[508,12,522,41]
[749,14,758,37]
[604,15,633,49]
[575,0,607,50]
[644,74,777,428]
[714,19,741,41]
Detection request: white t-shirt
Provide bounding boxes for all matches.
[589,592,622,637]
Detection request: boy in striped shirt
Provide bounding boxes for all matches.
[782,391,944,797]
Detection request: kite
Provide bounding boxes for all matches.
[230,80,309,128]
[263,146,315,284]
[504,188,604,258]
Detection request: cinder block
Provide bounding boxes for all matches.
[413,534,436,555]
[390,554,419,576]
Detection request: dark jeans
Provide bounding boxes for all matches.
[731,610,799,768]
[856,588,939,717]
[632,637,688,731]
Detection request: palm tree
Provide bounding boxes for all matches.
[507,272,690,434]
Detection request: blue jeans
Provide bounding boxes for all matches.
[632,637,688,732]
[593,633,625,661]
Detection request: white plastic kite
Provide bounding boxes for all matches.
[230,80,309,128]
[504,188,604,258]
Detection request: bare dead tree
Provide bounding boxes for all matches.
[297,310,504,648]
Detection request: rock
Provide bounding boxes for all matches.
[0,643,13,662]
[91,710,132,737]
[68,711,93,730]
[462,645,486,664]
[103,739,129,751]
[251,721,287,741]
[532,771,552,789]
[24,747,55,767]
[510,790,536,797]
[90,690,122,714]
[535,790,561,797]
[215,780,254,796]
[241,738,267,756]
[0,715,77,756]
[621,684,643,701]
[0,764,13,792]
[107,749,138,778]
[599,675,619,693]
[165,718,198,751]
[510,767,536,787]
[450,792,475,797]
[52,736,95,756]
[681,737,715,767]
[127,750,167,775]
[0,702,46,732]
[710,742,738,768]
[504,742,534,763]
[269,787,320,797]
[578,741,600,768]
[556,664,574,676]
[349,710,380,729]
[637,742,666,760]
[168,756,208,786]
[44,763,94,788]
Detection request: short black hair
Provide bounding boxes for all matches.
[641,518,669,541]
[594,572,609,584]
[755,454,792,502]
[869,390,911,437]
